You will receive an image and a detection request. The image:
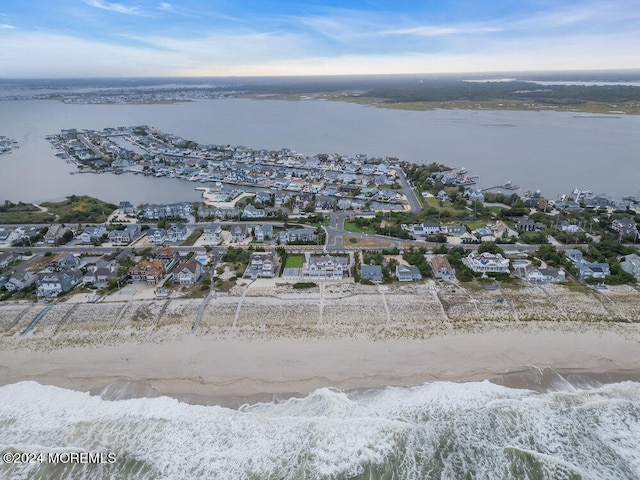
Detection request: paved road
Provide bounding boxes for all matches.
[394,166,422,212]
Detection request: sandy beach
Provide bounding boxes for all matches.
[1,280,639,402]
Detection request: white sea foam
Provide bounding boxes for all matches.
[0,380,639,479]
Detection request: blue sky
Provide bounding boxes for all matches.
[0,0,638,77]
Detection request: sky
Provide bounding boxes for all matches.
[0,0,639,78]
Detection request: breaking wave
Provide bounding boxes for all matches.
[1,377,639,479]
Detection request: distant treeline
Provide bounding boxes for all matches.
[243,76,640,105]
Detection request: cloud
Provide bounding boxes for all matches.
[158,2,172,12]
[382,26,501,37]
[84,0,144,16]
[0,24,15,29]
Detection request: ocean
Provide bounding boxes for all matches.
[1,375,639,479]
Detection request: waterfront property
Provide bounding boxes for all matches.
[463,252,510,274]
[243,252,278,279]
[361,264,383,283]
[302,255,349,280]
[130,259,166,285]
[396,264,423,282]
[173,258,203,285]
[36,269,82,297]
[430,255,455,280]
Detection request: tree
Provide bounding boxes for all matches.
[477,241,504,255]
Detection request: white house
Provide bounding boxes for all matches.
[78,226,107,244]
[462,252,510,274]
[173,258,203,285]
[203,223,223,245]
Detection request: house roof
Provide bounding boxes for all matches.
[430,255,453,271]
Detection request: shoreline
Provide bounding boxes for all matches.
[2,281,639,406]
[2,323,639,407]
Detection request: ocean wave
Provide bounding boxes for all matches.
[0,379,639,479]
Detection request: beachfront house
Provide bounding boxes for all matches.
[462,252,510,274]
[36,269,82,297]
[430,255,455,280]
[361,264,383,283]
[173,258,203,285]
[396,264,423,282]
[130,259,166,285]
[146,228,166,245]
[243,252,278,279]
[302,255,349,280]
[620,254,640,279]
[578,262,610,280]
[518,265,566,284]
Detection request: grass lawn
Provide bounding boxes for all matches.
[344,220,376,234]
[487,206,506,215]
[344,236,392,248]
[284,255,305,268]
[465,221,488,230]
[182,227,203,246]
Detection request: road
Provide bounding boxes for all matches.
[393,166,422,212]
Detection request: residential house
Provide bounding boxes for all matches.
[0,251,20,269]
[91,260,119,288]
[516,217,541,232]
[279,227,317,244]
[119,201,136,214]
[130,259,166,285]
[36,269,82,297]
[203,223,223,245]
[4,271,37,291]
[242,205,266,219]
[146,228,166,245]
[253,224,274,242]
[302,255,349,280]
[49,253,81,271]
[518,265,566,283]
[430,255,455,280]
[44,224,71,244]
[417,222,440,237]
[558,221,580,233]
[620,254,640,279]
[565,249,584,263]
[167,224,192,243]
[243,252,278,279]
[0,228,20,245]
[173,258,203,285]
[396,264,423,282]
[612,218,638,236]
[108,224,141,245]
[230,224,248,243]
[155,246,180,269]
[462,252,510,274]
[78,226,107,244]
[442,225,467,237]
[143,202,192,220]
[578,262,610,280]
[361,264,382,283]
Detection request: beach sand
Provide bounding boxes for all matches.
[1,280,639,403]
